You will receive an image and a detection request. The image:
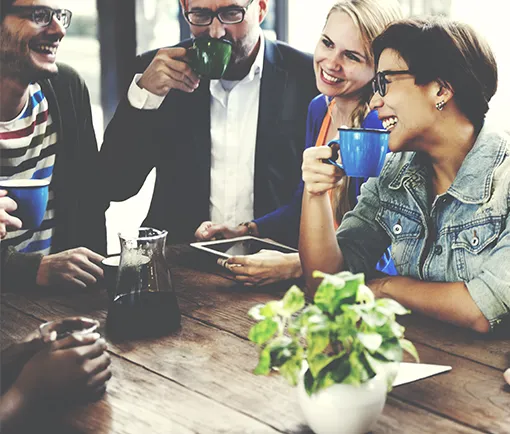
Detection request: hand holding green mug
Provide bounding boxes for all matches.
[188,37,233,80]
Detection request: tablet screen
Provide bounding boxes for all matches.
[191,237,297,258]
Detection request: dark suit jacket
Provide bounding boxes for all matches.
[100,38,317,243]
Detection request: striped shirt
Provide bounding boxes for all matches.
[0,83,56,254]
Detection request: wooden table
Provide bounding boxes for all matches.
[1,245,510,433]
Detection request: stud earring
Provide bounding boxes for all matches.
[436,100,446,111]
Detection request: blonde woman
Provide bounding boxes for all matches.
[195,0,403,285]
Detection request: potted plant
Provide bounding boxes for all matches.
[248,271,419,434]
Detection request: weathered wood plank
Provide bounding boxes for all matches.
[0,304,283,434]
[3,292,508,433]
[379,397,484,433]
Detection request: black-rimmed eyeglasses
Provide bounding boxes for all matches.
[184,0,255,26]
[371,70,413,97]
[7,6,72,29]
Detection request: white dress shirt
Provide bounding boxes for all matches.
[127,36,265,227]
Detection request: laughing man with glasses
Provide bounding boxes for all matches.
[0,0,108,292]
[100,1,318,255]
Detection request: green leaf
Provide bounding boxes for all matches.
[342,351,371,386]
[304,367,315,396]
[359,310,388,328]
[356,283,375,305]
[376,338,403,362]
[364,351,396,391]
[268,336,298,368]
[313,272,367,316]
[281,285,305,315]
[313,369,337,395]
[376,298,410,316]
[253,346,271,375]
[260,301,283,318]
[400,338,420,362]
[248,304,267,321]
[306,316,331,357]
[308,353,335,377]
[248,319,278,345]
[358,332,383,352]
[279,356,303,386]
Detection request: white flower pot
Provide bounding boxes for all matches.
[297,369,387,434]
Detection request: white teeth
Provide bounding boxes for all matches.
[37,45,57,55]
[322,69,341,83]
[382,116,398,131]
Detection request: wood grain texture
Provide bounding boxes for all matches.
[1,245,509,433]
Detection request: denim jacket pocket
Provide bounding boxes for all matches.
[376,206,422,270]
[451,217,503,281]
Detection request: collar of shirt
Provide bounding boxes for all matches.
[388,123,510,204]
[209,32,265,106]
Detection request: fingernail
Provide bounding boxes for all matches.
[90,332,101,340]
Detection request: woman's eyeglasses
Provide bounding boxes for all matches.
[8,6,72,29]
[184,0,254,26]
[371,70,413,97]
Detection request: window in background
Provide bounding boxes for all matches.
[287,0,451,54]
[57,0,102,139]
[136,0,181,53]
[262,0,277,40]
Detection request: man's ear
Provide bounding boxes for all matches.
[258,0,269,25]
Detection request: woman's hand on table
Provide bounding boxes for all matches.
[302,146,345,196]
[36,247,105,289]
[195,221,257,241]
[0,190,22,239]
[219,250,302,286]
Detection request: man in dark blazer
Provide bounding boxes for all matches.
[100,0,317,244]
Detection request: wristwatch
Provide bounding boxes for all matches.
[239,221,259,237]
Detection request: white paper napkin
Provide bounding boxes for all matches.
[392,362,452,387]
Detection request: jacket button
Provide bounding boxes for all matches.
[393,223,402,235]
[471,237,480,247]
[434,245,443,255]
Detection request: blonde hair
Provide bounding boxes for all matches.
[326,0,403,223]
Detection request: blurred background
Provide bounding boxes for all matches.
[58,0,508,253]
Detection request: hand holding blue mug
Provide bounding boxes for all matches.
[0,189,23,238]
[0,179,49,230]
[326,128,389,178]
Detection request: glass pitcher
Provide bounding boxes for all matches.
[106,227,181,340]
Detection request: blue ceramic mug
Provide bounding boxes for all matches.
[0,179,49,229]
[326,128,389,178]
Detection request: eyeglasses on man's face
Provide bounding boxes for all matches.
[371,70,413,97]
[184,0,255,26]
[7,6,72,29]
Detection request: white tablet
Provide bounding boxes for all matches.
[190,236,297,259]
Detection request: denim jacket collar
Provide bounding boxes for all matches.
[388,124,508,204]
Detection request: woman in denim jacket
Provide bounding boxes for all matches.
[300,17,510,333]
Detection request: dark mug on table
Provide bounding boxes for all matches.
[326,128,389,178]
[188,37,233,80]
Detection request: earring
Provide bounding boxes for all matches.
[436,100,446,111]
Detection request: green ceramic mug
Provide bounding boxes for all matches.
[188,37,233,79]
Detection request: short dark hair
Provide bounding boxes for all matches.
[373,17,498,130]
[1,0,16,22]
